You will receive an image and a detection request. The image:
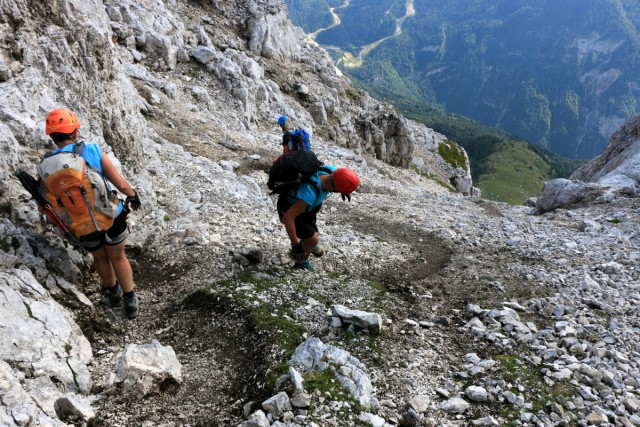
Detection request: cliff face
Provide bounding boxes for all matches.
[0,0,146,164]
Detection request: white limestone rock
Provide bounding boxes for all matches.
[535,178,609,211]
[0,360,66,427]
[330,304,383,334]
[0,269,93,394]
[290,338,374,409]
[440,397,470,414]
[116,340,183,398]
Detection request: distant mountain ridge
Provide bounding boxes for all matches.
[286,0,640,160]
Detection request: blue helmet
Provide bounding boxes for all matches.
[277,115,288,126]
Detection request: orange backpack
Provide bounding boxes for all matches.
[37,142,120,240]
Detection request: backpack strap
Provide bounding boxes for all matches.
[72,141,86,156]
[72,147,106,232]
[79,181,103,232]
[43,140,85,159]
[307,167,333,198]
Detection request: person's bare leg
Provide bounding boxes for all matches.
[91,247,116,288]
[104,241,134,292]
[301,232,319,260]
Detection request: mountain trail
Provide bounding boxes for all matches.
[75,193,555,425]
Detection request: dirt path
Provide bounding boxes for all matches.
[82,211,454,425]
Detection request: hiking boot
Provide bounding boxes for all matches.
[107,283,123,308]
[124,292,139,319]
[311,245,325,258]
[293,260,312,270]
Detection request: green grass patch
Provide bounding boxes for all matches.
[366,280,389,307]
[304,369,344,395]
[344,88,363,103]
[438,140,467,171]
[304,369,366,419]
[200,269,284,294]
[494,353,577,419]
[400,109,584,205]
[249,303,305,356]
[367,280,387,295]
[264,363,292,392]
[186,271,304,357]
[477,140,554,205]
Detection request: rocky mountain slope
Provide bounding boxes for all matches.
[1,1,640,426]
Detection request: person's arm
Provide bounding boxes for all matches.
[101,152,142,211]
[100,152,136,198]
[282,199,308,245]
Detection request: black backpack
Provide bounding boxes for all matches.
[267,150,327,195]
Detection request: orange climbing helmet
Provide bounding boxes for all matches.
[332,168,360,195]
[45,109,80,135]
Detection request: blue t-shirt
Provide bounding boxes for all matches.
[52,142,102,170]
[287,165,336,211]
[51,142,123,215]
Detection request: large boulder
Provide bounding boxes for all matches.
[290,338,374,409]
[116,340,183,398]
[536,114,640,210]
[570,113,640,193]
[535,178,610,211]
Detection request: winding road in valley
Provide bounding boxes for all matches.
[306,0,415,68]
[306,0,350,41]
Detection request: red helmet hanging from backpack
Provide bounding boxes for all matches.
[332,168,359,195]
[46,109,80,135]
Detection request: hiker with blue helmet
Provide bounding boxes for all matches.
[278,115,311,153]
[40,108,142,319]
[277,166,360,270]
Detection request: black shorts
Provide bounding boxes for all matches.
[277,196,321,240]
[82,210,129,252]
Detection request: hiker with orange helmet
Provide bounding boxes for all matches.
[278,166,360,270]
[40,108,142,319]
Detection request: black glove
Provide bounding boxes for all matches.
[125,190,141,211]
[289,242,305,262]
